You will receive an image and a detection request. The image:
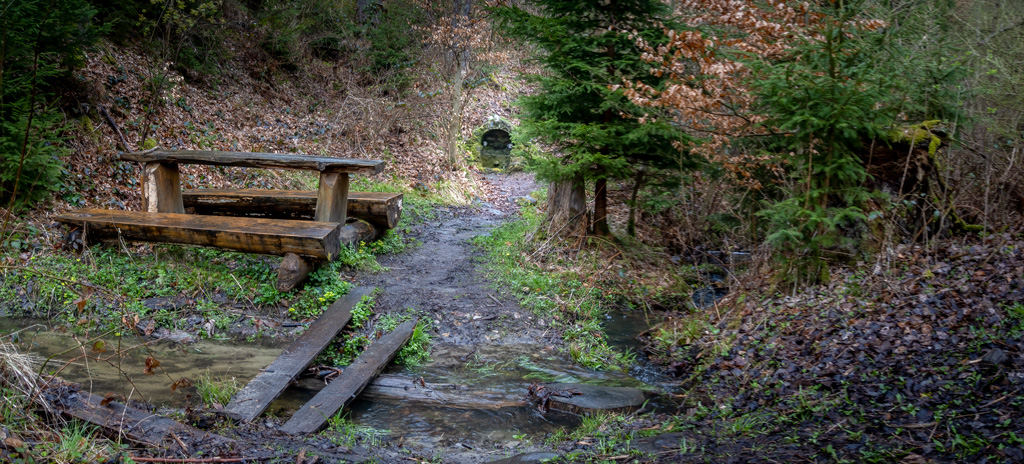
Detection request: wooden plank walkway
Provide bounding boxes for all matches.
[280,319,418,435]
[61,386,235,450]
[223,287,373,422]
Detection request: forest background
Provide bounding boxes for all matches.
[2,0,1024,462]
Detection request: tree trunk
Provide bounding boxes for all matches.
[627,170,644,237]
[445,0,472,170]
[593,177,610,236]
[546,175,586,236]
[447,65,465,169]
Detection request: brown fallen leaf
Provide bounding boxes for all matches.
[144,356,160,375]
[170,377,193,392]
[100,392,125,406]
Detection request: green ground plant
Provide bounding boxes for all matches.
[195,370,240,407]
[472,200,634,371]
[325,412,388,448]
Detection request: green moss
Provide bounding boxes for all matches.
[886,120,944,155]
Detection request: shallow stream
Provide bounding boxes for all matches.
[1,319,660,447]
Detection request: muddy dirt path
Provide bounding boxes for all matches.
[352,172,550,347]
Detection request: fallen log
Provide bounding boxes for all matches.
[43,380,235,450]
[357,374,526,410]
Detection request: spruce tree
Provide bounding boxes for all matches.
[496,0,689,237]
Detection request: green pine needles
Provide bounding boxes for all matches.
[496,0,692,236]
[1,0,100,209]
[748,0,955,286]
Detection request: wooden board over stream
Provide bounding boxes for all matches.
[224,287,373,422]
[280,319,418,435]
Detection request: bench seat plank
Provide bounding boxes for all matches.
[55,209,341,260]
[121,150,385,175]
[182,189,403,229]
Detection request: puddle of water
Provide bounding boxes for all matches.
[0,319,287,407]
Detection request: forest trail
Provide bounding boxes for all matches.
[353,172,549,347]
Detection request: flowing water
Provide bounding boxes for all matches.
[269,344,648,446]
[0,319,288,407]
[0,289,722,449]
[2,319,657,447]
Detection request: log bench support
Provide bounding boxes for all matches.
[142,161,185,214]
[315,172,349,223]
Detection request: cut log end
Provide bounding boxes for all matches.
[277,253,313,292]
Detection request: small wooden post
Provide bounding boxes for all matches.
[314,172,349,224]
[141,161,184,214]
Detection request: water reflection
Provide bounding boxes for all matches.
[0,319,287,407]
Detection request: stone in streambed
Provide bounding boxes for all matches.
[540,383,646,415]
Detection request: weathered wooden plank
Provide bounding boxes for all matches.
[224,287,373,423]
[181,189,403,229]
[280,320,418,435]
[121,150,385,175]
[357,374,526,410]
[142,161,185,214]
[55,209,341,259]
[56,383,235,449]
[315,172,349,224]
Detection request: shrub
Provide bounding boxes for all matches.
[0,0,99,209]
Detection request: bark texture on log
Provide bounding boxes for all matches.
[277,253,313,292]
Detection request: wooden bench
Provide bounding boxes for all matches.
[56,209,342,259]
[181,189,403,230]
[121,149,383,222]
[56,149,389,290]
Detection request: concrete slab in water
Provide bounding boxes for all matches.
[542,383,646,415]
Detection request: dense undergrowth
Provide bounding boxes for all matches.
[512,234,1024,463]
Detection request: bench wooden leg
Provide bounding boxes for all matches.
[314,172,349,224]
[142,161,185,214]
[277,253,314,292]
